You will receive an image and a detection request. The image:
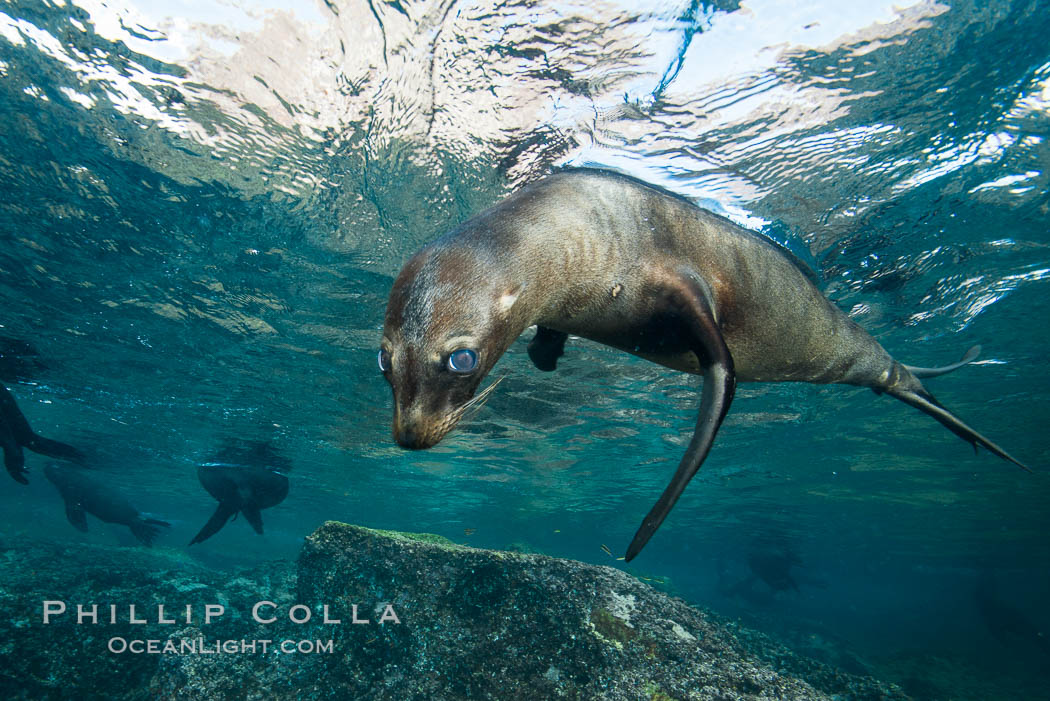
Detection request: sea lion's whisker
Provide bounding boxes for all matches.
[462,376,504,416]
[449,377,504,424]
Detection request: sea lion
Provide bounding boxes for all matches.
[379,168,1026,560]
[720,550,803,604]
[745,550,802,593]
[975,570,1050,658]
[0,336,46,383]
[43,464,169,546]
[189,441,290,545]
[1,384,85,484]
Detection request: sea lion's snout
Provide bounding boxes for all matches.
[384,347,502,451]
[382,345,480,451]
[393,424,440,450]
[394,427,424,450]
[392,403,466,450]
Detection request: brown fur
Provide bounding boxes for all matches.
[380,168,1026,558]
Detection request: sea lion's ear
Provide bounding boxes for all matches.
[498,284,525,316]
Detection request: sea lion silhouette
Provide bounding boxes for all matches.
[379,169,1027,560]
[1,384,84,484]
[746,550,802,593]
[189,441,290,545]
[975,570,1050,659]
[0,336,46,383]
[44,464,169,546]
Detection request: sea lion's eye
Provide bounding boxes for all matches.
[378,349,392,373]
[447,348,478,373]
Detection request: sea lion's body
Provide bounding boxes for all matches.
[475,174,886,386]
[43,464,168,546]
[189,442,290,545]
[380,169,1025,560]
[1,384,84,484]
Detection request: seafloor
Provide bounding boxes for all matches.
[0,522,910,700]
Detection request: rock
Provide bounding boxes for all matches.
[0,524,907,700]
[288,522,905,701]
[0,535,292,700]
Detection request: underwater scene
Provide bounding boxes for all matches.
[1,0,1048,699]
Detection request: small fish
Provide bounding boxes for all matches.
[600,544,613,557]
[463,528,476,536]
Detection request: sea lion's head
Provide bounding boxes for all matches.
[380,243,526,449]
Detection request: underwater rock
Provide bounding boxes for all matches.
[0,535,296,700]
[0,526,906,700]
[286,522,905,701]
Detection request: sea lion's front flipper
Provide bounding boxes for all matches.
[903,345,981,379]
[64,499,89,532]
[1,385,86,466]
[25,435,86,465]
[241,503,265,534]
[1,421,28,484]
[0,385,33,444]
[887,385,1028,470]
[625,272,737,562]
[189,502,238,545]
[528,326,568,371]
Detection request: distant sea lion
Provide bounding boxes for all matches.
[189,441,290,545]
[746,551,802,593]
[1,384,85,484]
[44,464,169,546]
[0,336,46,382]
[720,550,803,604]
[379,169,1026,560]
[975,570,1050,658]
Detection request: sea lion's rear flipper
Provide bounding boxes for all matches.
[528,327,568,371]
[1,386,86,466]
[25,435,86,465]
[625,272,737,562]
[903,345,981,379]
[130,517,170,547]
[241,503,265,535]
[1,422,28,484]
[887,385,1028,470]
[64,499,89,532]
[189,502,238,545]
